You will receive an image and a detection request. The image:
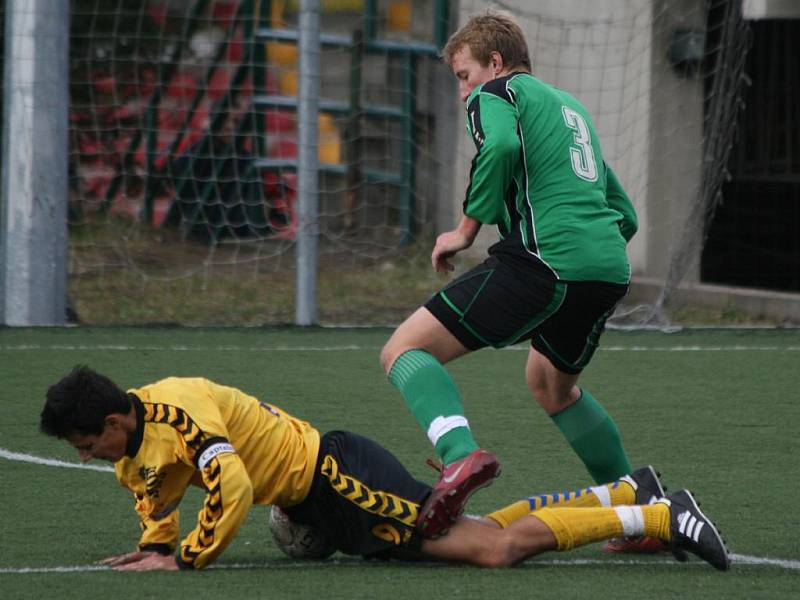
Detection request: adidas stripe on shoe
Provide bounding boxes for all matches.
[662,489,731,571]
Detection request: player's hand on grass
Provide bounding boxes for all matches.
[98,550,152,566]
[99,550,178,571]
[113,553,178,571]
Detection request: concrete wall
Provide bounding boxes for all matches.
[646,0,706,283]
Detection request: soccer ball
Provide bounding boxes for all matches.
[268,505,336,559]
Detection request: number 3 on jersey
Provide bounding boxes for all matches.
[562,106,598,182]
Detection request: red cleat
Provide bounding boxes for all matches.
[603,536,669,553]
[417,449,501,539]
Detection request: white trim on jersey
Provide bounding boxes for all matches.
[198,442,235,469]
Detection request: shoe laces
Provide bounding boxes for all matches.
[425,457,442,474]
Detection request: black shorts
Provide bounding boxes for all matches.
[425,254,628,374]
[284,431,431,557]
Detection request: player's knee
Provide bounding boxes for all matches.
[526,377,575,415]
[473,530,519,568]
[481,550,516,568]
[379,343,398,375]
[525,372,545,401]
[526,375,556,410]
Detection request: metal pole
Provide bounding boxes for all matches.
[399,52,418,246]
[295,0,320,325]
[0,0,69,325]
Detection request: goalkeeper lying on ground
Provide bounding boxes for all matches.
[39,367,730,572]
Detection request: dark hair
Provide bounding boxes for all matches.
[442,9,531,73]
[40,366,131,438]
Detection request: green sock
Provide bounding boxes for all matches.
[551,389,631,484]
[388,349,478,464]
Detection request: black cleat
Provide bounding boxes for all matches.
[663,489,731,571]
[623,465,666,505]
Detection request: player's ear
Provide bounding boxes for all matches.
[105,414,122,430]
[489,51,504,76]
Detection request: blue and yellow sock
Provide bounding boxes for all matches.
[486,478,637,527]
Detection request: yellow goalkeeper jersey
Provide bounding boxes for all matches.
[115,377,320,569]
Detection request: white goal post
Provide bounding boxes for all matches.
[0,0,70,325]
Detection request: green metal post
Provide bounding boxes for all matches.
[344,29,364,234]
[364,0,377,42]
[399,52,418,246]
[434,0,451,49]
[252,0,269,161]
[142,97,159,225]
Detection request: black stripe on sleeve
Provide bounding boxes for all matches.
[466,95,485,149]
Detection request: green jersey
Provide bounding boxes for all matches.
[463,73,637,283]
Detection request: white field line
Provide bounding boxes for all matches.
[1,344,800,352]
[0,553,797,574]
[0,448,114,473]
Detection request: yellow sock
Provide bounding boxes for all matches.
[644,503,672,541]
[485,479,636,527]
[531,503,671,551]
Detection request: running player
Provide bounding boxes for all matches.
[380,9,641,545]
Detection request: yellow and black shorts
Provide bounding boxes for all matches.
[284,430,431,557]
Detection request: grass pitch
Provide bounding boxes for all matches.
[1,326,798,599]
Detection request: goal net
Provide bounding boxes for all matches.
[46,0,750,325]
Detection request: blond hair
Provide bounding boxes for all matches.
[442,9,531,73]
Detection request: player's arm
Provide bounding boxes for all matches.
[432,215,482,273]
[99,482,184,569]
[605,163,638,242]
[113,442,255,571]
[135,491,182,552]
[462,92,520,227]
[431,92,517,273]
[175,441,254,570]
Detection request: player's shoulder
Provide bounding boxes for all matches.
[475,73,552,108]
[547,83,589,114]
[474,72,530,102]
[131,376,213,407]
[140,376,209,391]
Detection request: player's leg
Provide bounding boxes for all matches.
[526,280,632,485]
[381,306,478,465]
[382,308,501,540]
[287,431,433,558]
[420,513,556,567]
[485,465,664,527]
[420,500,669,567]
[526,282,668,554]
[383,258,526,539]
[527,351,631,484]
[526,489,729,570]
[422,490,729,570]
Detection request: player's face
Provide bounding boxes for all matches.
[67,418,128,463]
[450,45,505,102]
